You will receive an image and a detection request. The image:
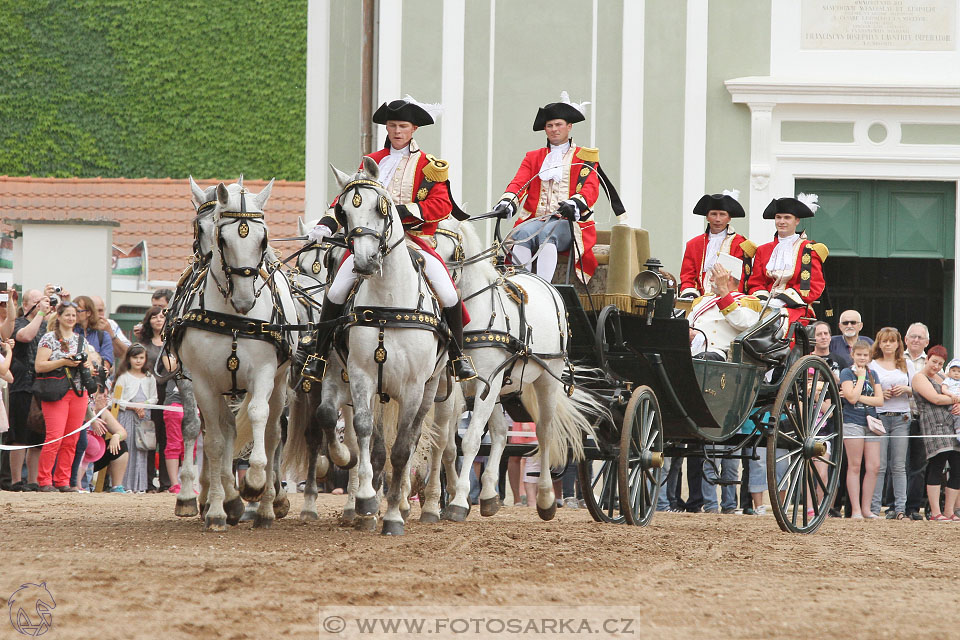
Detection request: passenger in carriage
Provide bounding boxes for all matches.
[306,96,477,382]
[493,92,623,283]
[687,263,769,361]
[745,194,828,327]
[678,190,755,299]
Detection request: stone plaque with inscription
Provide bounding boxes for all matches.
[801,0,956,51]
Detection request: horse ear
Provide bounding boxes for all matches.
[217,182,230,205]
[330,164,353,189]
[237,174,244,187]
[297,216,307,235]
[189,175,206,204]
[361,156,379,180]
[254,178,274,210]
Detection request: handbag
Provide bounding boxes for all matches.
[135,418,157,451]
[866,414,886,435]
[30,369,71,402]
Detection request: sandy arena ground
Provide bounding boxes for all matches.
[2,490,959,639]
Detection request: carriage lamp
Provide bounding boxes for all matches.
[633,270,665,300]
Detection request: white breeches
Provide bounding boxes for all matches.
[327,250,459,308]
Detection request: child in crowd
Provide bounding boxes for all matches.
[943,359,960,441]
[116,344,157,493]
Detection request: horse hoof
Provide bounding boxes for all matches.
[252,515,274,529]
[480,497,501,517]
[239,502,259,523]
[238,479,265,502]
[204,516,227,532]
[354,515,377,531]
[355,496,378,516]
[381,519,405,536]
[400,508,410,523]
[341,508,356,526]
[224,497,245,526]
[537,502,557,521]
[273,495,291,520]
[175,498,199,518]
[443,504,470,522]
[420,512,440,524]
[300,510,319,522]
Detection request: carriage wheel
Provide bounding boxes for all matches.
[618,385,665,526]
[577,458,625,524]
[767,354,844,534]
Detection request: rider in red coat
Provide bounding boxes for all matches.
[746,194,829,327]
[494,92,623,284]
[679,190,755,298]
[306,97,476,382]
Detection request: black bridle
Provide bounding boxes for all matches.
[336,178,405,267]
[211,188,269,300]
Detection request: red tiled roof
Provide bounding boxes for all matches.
[0,176,306,282]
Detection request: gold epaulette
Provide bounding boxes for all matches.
[575,147,599,163]
[810,242,829,262]
[423,154,449,182]
[739,239,757,258]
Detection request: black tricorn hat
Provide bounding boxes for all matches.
[762,196,817,219]
[532,91,587,131]
[693,192,745,218]
[372,99,435,126]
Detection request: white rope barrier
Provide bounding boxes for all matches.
[0,400,189,451]
[0,406,110,451]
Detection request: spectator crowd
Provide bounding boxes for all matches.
[0,285,195,495]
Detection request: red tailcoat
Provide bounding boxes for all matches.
[746,235,826,326]
[321,141,452,237]
[679,228,750,296]
[503,145,601,282]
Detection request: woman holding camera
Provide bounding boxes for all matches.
[34,302,99,492]
[67,296,115,490]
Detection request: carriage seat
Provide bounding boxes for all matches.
[553,225,650,312]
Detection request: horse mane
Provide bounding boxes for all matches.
[457,221,499,284]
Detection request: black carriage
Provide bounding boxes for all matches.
[548,258,843,534]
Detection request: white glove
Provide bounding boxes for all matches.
[307,223,332,243]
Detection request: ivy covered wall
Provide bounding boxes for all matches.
[0,0,307,180]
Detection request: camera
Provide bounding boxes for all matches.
[49,286,63,308]
[72,351,102,395]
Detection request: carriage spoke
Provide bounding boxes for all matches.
[806,368,821,422]
[774,430,803,450]
[809,460,830,494]
[777,451,804,493]
[776,448,802,465]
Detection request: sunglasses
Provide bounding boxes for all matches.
[60,301,78,309]
[839,320,860,326]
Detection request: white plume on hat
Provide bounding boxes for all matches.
[797,192,820,213]
[721,188,740,201]
[559,90,590,116]
[402,94,443,122]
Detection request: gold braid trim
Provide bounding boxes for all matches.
[575,147,599,163]
[810,242,829,262]
[739,239,757,259]
[422,154,449,182]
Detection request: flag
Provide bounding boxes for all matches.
[112,241,149,280]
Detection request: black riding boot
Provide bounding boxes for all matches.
[443,303,477,382]
[300,298,347,384]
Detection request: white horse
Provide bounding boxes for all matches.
[317,158,446,535]
[178,179,299,530]
[432,219,606,520]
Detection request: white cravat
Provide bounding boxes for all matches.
[768,233,799,273]
[377,145,410,188]
[702,229,726,274]
[538,141,571,184]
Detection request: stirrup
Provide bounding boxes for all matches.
[451,355,478,382]
[301,354,327,383]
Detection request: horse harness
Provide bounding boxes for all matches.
[166,193,299,398]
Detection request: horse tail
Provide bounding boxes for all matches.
[232,394,253,458]
[281,389,311,478]
[520,383,605,468]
